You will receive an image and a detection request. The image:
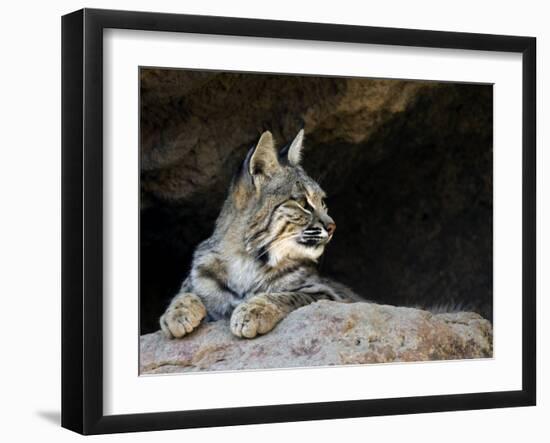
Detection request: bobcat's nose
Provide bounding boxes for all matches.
[326,223,336,237]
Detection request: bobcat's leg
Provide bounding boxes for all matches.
[230,292,332,338]
[160,293,207,339]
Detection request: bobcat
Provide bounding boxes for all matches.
[160,129,361,339]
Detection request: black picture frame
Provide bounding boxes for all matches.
[61,8,536,435]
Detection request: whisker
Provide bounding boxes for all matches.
[260,231,300,248]
[257,236,297,259]
[256,232,301,259]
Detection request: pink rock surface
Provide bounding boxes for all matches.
[140,301,492,374]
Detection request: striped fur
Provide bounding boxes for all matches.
[160,129,361,339]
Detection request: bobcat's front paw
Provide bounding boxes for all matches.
[230,295,285,338]
[160,293,206,339]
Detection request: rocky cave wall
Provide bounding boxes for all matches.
[140,69,493,334]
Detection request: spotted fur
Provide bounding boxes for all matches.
[160,129,361,339]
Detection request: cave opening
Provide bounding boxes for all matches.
[140,69,492,334]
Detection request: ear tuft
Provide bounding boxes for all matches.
[287,129,304,166]
[249,131,279,177]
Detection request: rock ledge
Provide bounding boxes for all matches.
[140,301,492,374]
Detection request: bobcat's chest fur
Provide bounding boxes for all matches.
[226,255,265,297]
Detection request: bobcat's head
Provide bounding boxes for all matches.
[229,129,336,267]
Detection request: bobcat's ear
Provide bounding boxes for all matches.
[281,128,304,166]
[249,131,280,177]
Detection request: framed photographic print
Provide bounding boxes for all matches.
[61,8,536,435]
